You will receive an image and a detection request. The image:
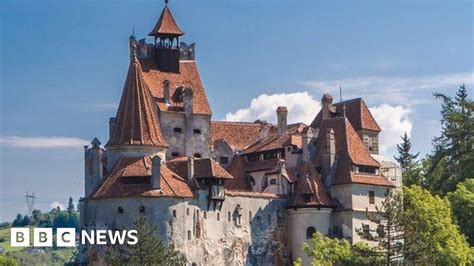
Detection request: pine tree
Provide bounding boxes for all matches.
[67,197,75,214]
[110,217,186,265]
[394,132,422,186]
[425,84,474,194]
[359,188,404,265]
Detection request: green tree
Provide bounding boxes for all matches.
[394,132,422,186]
[296,231,352,266]
[403,185,470,265]
[12,214,23,227]
[350,242,385,265]
[110,217,186,265]
[448,178,474,246]
[359,188,403,265]
[425,84,474,195]
[67,197,75,214]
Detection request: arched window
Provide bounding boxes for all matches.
[306,226,316,239]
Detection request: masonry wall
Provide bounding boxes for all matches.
[287,208,332,265]
[81,195,289,265]
[160,112,211,159]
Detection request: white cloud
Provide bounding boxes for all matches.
[224,91,413,158]
[224,92,321,125]
[0,136,89,149]
[369,104,412,158]
[50,201,64,210]
[302,72,473,106]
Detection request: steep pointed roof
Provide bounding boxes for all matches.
[107,52,167,147]
[149,4,184,37]
[287,162,334,208]
[311,97,381,132]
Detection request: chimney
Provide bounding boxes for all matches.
[183,87,194,157]
[109,117,116,139]
[84,138,104,197]
[163,80,170,104]
[321,128,336,189]
[187,157,194,182]
[151,156,162,190]
[321,94,334,119]
[302,127,314,162]
[276,106,288,135]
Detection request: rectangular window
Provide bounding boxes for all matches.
[171,152,180,157]
[203,212,207,219]
[369,191,375,204]
[173,127,182,133]
[228,212,231,222]
[219,156,229,165]
[187,208,190,215]
[139,206,145,213]
[118,206,124,214]
[217,212,220,221]
[193,129,202,134]
[249,211,252,224]
[362,224,370,237]
[173,210,176,218]
[187,230,191,240]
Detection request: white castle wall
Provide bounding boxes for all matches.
[82,194,289,265]
[287,208,332,265]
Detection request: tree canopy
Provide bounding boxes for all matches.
[403,185,470,265]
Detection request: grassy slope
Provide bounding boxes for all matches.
[0,226,76,265]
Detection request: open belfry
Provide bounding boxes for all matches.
[79,1,401,265]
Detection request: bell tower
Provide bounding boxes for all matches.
[148,0,185,72]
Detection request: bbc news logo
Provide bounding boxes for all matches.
[11,228,138,247]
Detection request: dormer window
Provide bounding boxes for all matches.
[355,165,377,174]
[193,129,201,134]
[171,152,180,157]
[173,127,183,133]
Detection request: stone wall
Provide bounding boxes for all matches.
[81,195,289,265]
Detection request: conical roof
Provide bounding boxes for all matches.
[107,50,167,147]
[149,5,184,37]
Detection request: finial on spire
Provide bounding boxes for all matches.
[164,0,169,5]
[129,34,137,62]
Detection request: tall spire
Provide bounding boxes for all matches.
[107,41,167,147]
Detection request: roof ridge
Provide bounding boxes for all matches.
[213,120,262,126]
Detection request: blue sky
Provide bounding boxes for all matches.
[0,0,472,221]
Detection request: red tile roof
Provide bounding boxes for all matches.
[313,117,393,187]
[224,155,253,191]
[211,121,264,151]
[139,59,212,115]
[149,5,184,37]
[311,97,381,132]
[166,157,233,180]
[288,162,334,207]
[91,157,194,199]
[225,190,281,199]
[107,56,167,147]
[334,98,381,132]
[243,134,293,154]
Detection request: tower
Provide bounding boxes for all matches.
[148,0,185,72]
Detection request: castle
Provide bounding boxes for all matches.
[79,2,401,265]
